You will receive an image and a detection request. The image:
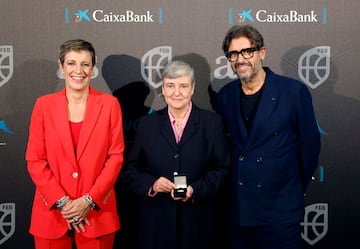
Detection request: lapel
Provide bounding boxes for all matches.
[76,87,102,160]
[246,70,278,144]
[50,89,77,167]
[178,105,199,147]
[159,107,179,151]
[50,88,103,167]
[179,103,200,147]
[226,83,248,145]
[158,105,199,150]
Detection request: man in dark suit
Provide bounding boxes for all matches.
[216,25,321,249]
[123,60,230,249]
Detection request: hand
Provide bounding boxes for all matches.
[152,177,175,193]
[61,198,91,232]
[69,217,91,233]
[171,185,194,202]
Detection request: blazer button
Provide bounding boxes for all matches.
[174,154,180,159]
[239,156,244,161]
[256,157,263,163]
[72,172,79,178]
[256,182,262,188]
[238,180,244,186]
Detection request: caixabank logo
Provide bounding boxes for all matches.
[228,7,327,24]
[65,7,163,24]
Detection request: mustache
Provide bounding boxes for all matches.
[232,62,252,74]
[235,62,251,67]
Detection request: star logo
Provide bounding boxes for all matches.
[237,9,254,23]
[74,9,91,23]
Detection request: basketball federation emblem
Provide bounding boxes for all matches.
[141,46,172,89]
[0,46,14,88]
[0,203,15,246]
[298,46,330,89]
[301,203,328,245]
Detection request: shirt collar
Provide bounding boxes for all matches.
[168,101,192,125]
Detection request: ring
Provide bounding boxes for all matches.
[72,217,79,223]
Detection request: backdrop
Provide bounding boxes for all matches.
[1,0,359,248]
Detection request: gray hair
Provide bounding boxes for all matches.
[161,60,195,85]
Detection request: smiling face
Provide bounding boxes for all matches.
[162,75,194,114]
[228,36,266,83]
[58,50,94,93]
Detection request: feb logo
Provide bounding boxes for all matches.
[301,203,328,245]
[0,203,15,246]
[0,46,14,88]
[298,46,330,89]
[141,46,172,89]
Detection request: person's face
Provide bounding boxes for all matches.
[58,50,94,92]
[228,36,265,83]
[162,75,194,113]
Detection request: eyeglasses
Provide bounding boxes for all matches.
[225,47,259,61]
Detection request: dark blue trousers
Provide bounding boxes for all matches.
[230,222,302,249]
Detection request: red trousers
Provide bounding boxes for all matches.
[34,231,115,249]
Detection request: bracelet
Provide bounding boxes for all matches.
[83,194,96,209]
[55,195,69,210]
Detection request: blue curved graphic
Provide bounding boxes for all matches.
[317,120,327,135]
[0,120,14,135]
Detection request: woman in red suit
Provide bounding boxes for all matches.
[25,39,125,249]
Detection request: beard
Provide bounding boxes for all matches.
[239,73,253,83]
[233,60,262,83]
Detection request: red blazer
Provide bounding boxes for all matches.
[26,87,124,239]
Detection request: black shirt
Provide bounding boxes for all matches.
[240,86,263,132]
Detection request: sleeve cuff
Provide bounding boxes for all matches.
[148,186,157,197]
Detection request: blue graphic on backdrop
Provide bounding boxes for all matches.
[65,8,91,24]
[317,120,328,135]
[237,9,254,23]
[74,9,91,23]
[0,120,14,135]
